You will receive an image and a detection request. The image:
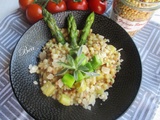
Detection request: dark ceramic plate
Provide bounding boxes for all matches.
[10,11,142,120]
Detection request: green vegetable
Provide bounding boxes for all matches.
[59,94,71,106]
[85,62,93,72]
[79,12,95,46]
[75,53,87,66]
[74,70,84,82]
[67,14,78,48]
[62,73,75,88]
[42,8,65,45]
[41,81,55,97]
[90,55,102,70]
[77,80,87,93]
[55,68,68,76]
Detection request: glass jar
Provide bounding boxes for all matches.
[110,0,160,36]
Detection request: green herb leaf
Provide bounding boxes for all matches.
[57,62,74,69]
[83,71,100,77]
[77,46,82,56]
[76,56,86,67]
[78,65,89,72]
[74,70,78,80]
[74,70,84,81]
[55,68,68,76]
[67,54,76,68]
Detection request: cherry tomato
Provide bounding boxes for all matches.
[26,4,43,24]
[19,0,34,10]
[67,0,88,11]
[88,0,107,14]
[46,0,67,14]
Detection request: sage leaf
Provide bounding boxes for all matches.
[67,54,76,68]
[55,68,68,76]
[77,56,86,67]
[57,62,74,69]
[74,70,78,80]
[77,46,82,56]
[78,65,89,72]
[83,71,100,77]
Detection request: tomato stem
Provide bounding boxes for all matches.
[101,0,107,2]
[73,0,82,2]
[34,0,45,6]
[43,0,50,8]
[52,0,62,4]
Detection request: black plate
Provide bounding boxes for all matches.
[10,11,142,120]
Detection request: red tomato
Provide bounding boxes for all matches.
[26,4,43,24]
[19,0,34,10]
[67,0,88,10]
[46,1,67,14]
[88,0,107,14]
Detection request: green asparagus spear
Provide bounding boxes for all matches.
[42,8,65,45]
[67,14,78,48]
[79,12,95,46]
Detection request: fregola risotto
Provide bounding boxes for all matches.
[29,28,123,110]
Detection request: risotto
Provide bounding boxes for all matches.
[29,28,122,110]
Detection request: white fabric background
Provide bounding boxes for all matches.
[0,0,19,22]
